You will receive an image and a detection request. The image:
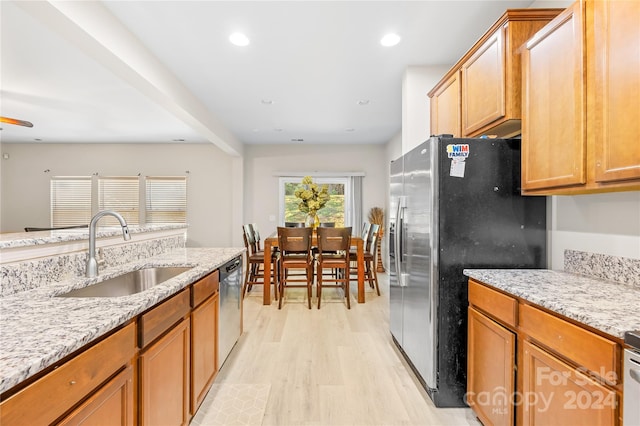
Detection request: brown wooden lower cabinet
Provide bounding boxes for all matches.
[139,318,191,426]
[1,270,224,426]
[467,279,622,426]
[0,322,136,426]
[467,306,516,426]
[522,340,617,426]
[58,366,135,426]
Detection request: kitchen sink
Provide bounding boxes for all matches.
[57,266,193,298]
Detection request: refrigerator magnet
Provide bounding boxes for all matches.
[446,144,470,158]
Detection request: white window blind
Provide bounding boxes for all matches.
[51,177,92,227]
[146,176,187,224]
[98,176,140,225]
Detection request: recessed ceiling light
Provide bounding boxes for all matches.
[380,33,401,47]
[172,138,185,142]
[291,138,304,142]
[229,32,250,47]
[345,128,355,132]
[274,128,283,132]
[261,99,273,105]
[357,100,370,106]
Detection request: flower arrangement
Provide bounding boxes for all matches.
[294,176,330,217]
[368,207,384,236]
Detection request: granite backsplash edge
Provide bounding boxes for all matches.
[564,249,640,289]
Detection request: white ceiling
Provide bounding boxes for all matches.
[1,0,542,155]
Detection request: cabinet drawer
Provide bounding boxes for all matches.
[468,279,517,328]
[0,322,136,426]
[191,270,219,308]
[519,303,619,383]
[139,289,190,348]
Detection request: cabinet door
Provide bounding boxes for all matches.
[521,340,617,426]
[430,72,461,137]
[190,293,218,415]
[522,2,586,191]
[462,28,505,136]
[140,319,190,426]
[58,366,134,426]
[591,0,640,183]
[467,307,516,426]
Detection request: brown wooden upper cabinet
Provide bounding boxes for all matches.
[522,0,640,195]
[428,9,562,138]
[430,71,461,137]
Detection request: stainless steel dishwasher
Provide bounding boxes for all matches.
[218,256,243,367]
[625,331,640,426]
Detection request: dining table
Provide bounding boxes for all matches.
[262,232,366,305]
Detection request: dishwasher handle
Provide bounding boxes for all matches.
[220,257,242,280]
[631,368,640,384]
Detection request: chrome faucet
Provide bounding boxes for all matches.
[86,210,131,277]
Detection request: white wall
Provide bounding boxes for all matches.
[549,192,640,269]
[529,0,573,8]
[402,65,451,154]
[243,143,387,239]
[0,143,241,247]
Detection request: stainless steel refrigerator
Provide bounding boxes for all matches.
[389,136,546,407]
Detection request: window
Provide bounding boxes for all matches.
[279,176,351,227]
[50,175,187,226]
[98,177,140,225]
[50,177,92,227]
[146,177,187,224]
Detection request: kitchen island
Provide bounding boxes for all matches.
[0,247,243,394]
[0,224,245,424]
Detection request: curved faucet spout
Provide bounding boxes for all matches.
[86,210,131,277]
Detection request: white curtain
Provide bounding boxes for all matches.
[350,176,363,235]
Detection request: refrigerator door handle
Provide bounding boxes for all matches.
[396,197,408,287]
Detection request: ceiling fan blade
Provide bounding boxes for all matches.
[0,116,34,127]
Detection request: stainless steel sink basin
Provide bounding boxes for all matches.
[57,266,193,298]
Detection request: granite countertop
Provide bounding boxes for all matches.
[0,224,187,249]
[463,269,640,340]
[0,247,244,394]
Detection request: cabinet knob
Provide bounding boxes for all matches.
[69,380,76,385]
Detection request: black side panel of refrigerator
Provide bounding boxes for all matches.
[431,137,547,407]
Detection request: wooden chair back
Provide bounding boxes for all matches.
[317,227,351,255]
[277,226,313,254]
[243,224,258,254]
[366,224,380,253]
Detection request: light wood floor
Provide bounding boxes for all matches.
[196,273,480,426]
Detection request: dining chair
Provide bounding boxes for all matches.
[284,222,305,228]
[364,224,381,296]
[277,226,314,309]
[319,222,335,227]
[242,224,279,300]
[249,223,262,251]
[350,223,380,296]
[316,226,352,309]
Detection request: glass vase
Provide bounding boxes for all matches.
[305,212,319,229]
